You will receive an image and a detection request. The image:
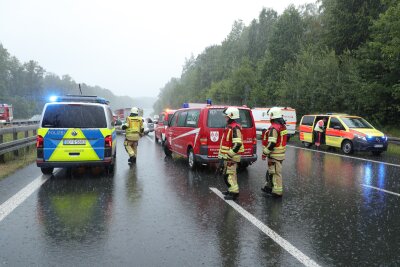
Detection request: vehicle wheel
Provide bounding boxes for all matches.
[161,134,166,146]
[341,140,354,154]
[41,167,54,175]
[187,148,197,170]
[303,142,311,148]
[164,141,172,156]
[372,151,383,156]
[155,134,159,143]
[238,162,249,170]
[106,163,115,174]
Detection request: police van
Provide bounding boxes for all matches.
[36,95,117,174]
[163,101,257,169]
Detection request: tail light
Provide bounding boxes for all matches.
[200,137,208,145]
[105,135,112,147]
[253,138,257,145]
[36,135,43,148]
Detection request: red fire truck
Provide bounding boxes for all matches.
[0,104,13,123]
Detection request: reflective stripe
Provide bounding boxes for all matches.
[232,137,242,143]
[226,129,231,141]
[269,137,277,142]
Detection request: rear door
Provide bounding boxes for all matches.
[282,108,297,135]
[41,103,107,162]
[238,108,256,158]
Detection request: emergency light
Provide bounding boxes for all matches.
[182,103,189,108]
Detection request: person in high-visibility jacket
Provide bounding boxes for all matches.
[314,117,327,148]
[218,107,244,200]
[261,107,288,197]
[121,107,144,163]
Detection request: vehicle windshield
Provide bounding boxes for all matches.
[42,104,107,128]
[207,108,253,128]
[0,107,4,113]
[341,117,373,129]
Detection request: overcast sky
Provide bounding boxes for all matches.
[0,0,312,98]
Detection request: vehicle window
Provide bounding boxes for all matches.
[0,107,4,113]
[328,117,343,129]
[147,118,153,123]
[207,108,253,128]
[177,111,188,127]
[169,113,178,127]
[107,108,114,127]
[341,117,373,129]
[159,114,165,122]
[185,109,200,127]
[41,104,107,128]
[301,116,315,126]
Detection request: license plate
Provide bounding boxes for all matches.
[63,139,86,145]
[374,144,383,148]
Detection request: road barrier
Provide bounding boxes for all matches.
[0,124,38,161]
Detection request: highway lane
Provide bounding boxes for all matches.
[0,133,399,266]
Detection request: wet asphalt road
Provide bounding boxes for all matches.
[0,133,399,266]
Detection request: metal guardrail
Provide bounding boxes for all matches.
[0,124,39,158]
[389,137,400,145]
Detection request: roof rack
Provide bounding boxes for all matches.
[325,113,348,115]
[51,95,110,105]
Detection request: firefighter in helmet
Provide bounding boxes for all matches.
[121,107,144,163]
[261,107,288,197]
[218,107,244,200]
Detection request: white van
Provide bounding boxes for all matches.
[252,107,297,136]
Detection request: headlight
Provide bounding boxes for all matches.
[354,134,366,141]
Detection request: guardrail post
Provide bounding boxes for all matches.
[25,130,29,154]
[0,133,3,163]
[13,128,18,157]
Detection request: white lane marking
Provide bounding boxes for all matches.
[286,144,400,168]
[361,184,400,197]
[0,175,50,222]
[145,134,155,143]
[210,187,321,267]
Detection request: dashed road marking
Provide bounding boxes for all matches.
[361,184,400,197]
[0,175,50,223]
[210,187,321,267]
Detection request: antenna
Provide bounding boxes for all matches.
[79,83,82,95]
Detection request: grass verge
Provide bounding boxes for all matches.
[0,147,36,181]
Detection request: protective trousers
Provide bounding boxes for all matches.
[124,139,138,158]
[264,158,283,195]
[223,160,239,193]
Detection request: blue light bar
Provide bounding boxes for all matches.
[49,95,58,102]
[206,99,212,105]
[182,103,189,108]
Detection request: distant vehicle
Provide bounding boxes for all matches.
[145,118,154,133]
[251,107,297,136]
[153,115,159,123]
[0,104,13,123]
[114,107,144,122]
[29,114,41,122]
[154,109,176,145]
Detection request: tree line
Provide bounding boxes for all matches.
[0,45,137,119]
[153,0,399,128]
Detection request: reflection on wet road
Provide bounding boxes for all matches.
[0,134,399,266]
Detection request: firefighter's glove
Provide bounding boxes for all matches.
[121,125,127,130]
[262,147,271,159]
[227,149,236,159]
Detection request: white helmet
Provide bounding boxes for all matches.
[223,107,240,120]
[131,107,139,114]
[268,107,283,120]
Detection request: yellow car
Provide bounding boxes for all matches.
[36,95,117,174]
[299,113,388,155]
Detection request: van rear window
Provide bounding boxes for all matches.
[42,104,107,128]
[207,109,253,128]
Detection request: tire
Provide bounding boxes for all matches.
[341,140,354,154]
[41,167,54,175]
[187,148,197,170]
[238,162,249,170]
[303,142,311,148]
[372,151,383,156]
[155,134,159,143]
[106,163,115,174]
[164,141,172,156]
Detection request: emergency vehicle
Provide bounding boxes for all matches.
[299,113,388,155]
[154,109,176,145]
[36,95,117,174]
[163,101,257,169]
[0,104,13,123]
[251,107,296,136]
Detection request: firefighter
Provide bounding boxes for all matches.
[121,107,144,163]
[218,107,244,200]
[261,107,288,198]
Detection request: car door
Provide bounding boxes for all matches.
[326,117,345,148]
